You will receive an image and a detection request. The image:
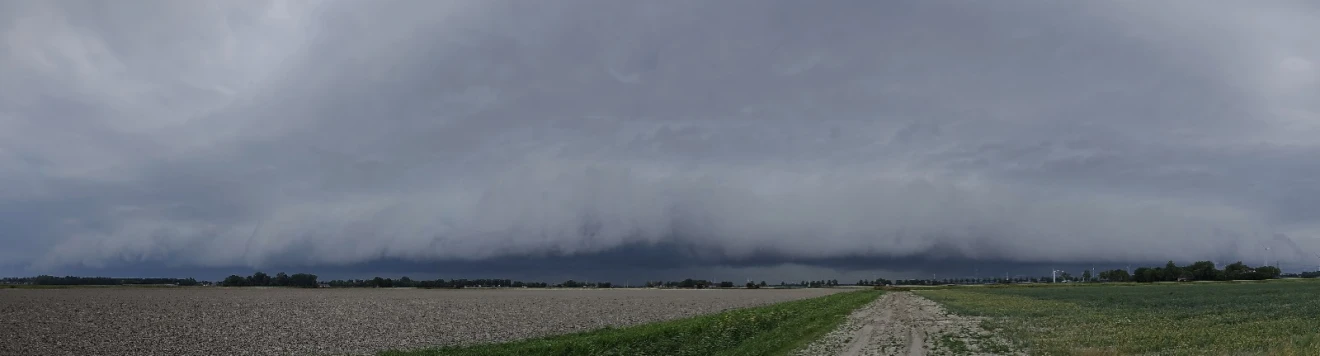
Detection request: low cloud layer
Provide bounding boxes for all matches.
[3,1,1320,276]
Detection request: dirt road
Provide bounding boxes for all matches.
[797,292,1019,356]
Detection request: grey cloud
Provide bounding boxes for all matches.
[2,0,1320,275]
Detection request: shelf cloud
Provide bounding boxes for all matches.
[3,0,1319,277]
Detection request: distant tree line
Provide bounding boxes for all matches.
[805,280,841,288]
[1292,271,1320,278]
[554,280,609,288]
[10,261,1293,290]
[320,277,554,288]
[646,279,712,288]
[227,276,779,289]
[1,276,199,286]
[872,260,1287,286]
[761,280,845,288]
[1106,261,1281,282]
[221,272,319,288]
[643,279,774,289]
[856,279,894,286]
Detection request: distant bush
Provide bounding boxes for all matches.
[221,272,318,288]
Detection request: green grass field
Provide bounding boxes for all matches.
[916,279,1320,355]
[379,290,882,356]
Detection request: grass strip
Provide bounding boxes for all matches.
[379,290,882,356]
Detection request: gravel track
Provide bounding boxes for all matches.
[0,287,844,356]
[796,292,1020,356]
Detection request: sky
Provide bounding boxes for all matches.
[2,0,1319,281]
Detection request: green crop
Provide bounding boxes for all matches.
[916,279,1320,355]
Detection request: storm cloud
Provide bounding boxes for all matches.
[3,0,1319,278]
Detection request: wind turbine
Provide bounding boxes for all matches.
[1265,246,1272,267]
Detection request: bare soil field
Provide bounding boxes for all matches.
[0,287,843,356]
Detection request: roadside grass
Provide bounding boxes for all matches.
[378,290,882,356]
[915,279,1320,355]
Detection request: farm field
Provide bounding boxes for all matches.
[383,290,882,356]
[0,287,846,356]
[916,279,1320,355]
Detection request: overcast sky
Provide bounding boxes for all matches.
[2,1,1319,280]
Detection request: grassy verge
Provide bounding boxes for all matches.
[915,279,1320,355]
[379,290,882,356]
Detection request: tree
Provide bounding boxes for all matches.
[1099,269,1130,282]
[1133,267,1158,283]
[286,273,317,288]
[1224,261,1251,280]
[1081,270,1092,282]
[1185,261,1221,281]
[1162,261,1184,281]
[1253,265,1282,279]
[759,281,767,287]
[222,275,246,287]
[247,271,271,286]
[274,272,291,287]
[398,276,414,288]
